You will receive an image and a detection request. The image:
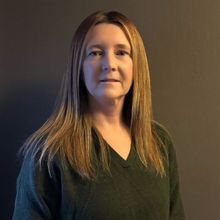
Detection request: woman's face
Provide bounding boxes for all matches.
[82,23,133,104]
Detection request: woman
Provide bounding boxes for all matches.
[13,11,185,219]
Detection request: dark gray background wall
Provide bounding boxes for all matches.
[1,0,220,219]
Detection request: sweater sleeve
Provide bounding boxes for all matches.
[152,121,185,219]
[13,154,61,220]
[167,132,185,220]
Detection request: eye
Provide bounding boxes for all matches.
[88,50,103,57]
[116,50,130,56]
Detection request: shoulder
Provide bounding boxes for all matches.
[151,120,177,163]
[14,151,63,219]
[151,120,174,145]
[17,148,63,188]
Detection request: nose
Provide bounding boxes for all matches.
[102,51,117,72]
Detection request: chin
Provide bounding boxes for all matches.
[100,93,125,101]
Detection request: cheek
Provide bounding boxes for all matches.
[82,63,99,92]
[126,63,133,81]
[83,61,99,77]
[83,63,92,82]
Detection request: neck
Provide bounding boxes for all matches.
[89,96,125,129]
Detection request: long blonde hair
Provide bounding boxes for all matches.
[22,11,167,180]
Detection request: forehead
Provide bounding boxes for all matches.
[85,23,131,49]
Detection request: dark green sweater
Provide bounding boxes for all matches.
[13,123,185,219]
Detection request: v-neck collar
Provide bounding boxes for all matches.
[108,142,136,168]
[92,128,136,168]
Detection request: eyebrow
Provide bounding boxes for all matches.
[87,43,131,51]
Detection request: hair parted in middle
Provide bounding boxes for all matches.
[22,11,167,180]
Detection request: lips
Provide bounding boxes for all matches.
[100,79,120,82]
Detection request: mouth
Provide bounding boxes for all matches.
[100,79,120,82]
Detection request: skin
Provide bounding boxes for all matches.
[82,23,133,159]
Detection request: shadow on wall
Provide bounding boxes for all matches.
[0,84,57,220]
